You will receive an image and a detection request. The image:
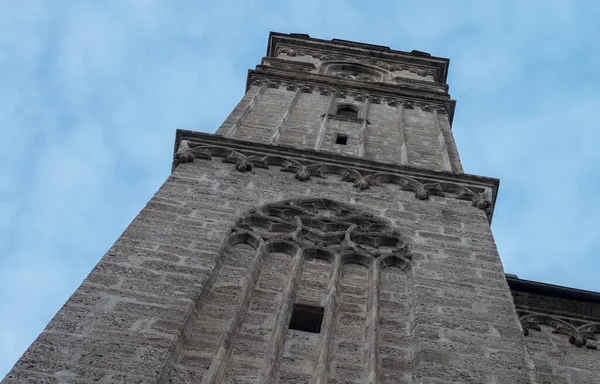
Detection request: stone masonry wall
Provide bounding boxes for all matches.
[163,156,534,383]
[5,138,530,383]
[5,150,534,383]
[511,291,600,383]
[273,47,441,84]
[216,82,459,173]
[520,318,600,383]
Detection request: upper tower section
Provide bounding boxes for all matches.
[216,32,463,173]
[264,32,451,93]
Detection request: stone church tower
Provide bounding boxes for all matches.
[5,33,600,383]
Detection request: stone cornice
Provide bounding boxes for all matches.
[508,276,600,304]
[245,69,457,123]
[172,130,499,222]
[258,56,449,93]
[248,67,451,98]
[508,276,600,349]
[267,32,450,83]
[260,57,318,71]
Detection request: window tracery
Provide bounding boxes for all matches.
[174,199,412,383]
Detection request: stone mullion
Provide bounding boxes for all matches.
[357,98,371,157]
[224,83,268,138]
[312,253,342,384]
[271,88,301,144]
[202,242,267,384]
[365,259,381,383]
[314,93,335,150]
[433,109,452,172]
[436,109,463,173]
[399,103,409,165]
[259,247,305,384]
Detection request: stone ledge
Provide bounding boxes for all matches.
[172,130,500,222]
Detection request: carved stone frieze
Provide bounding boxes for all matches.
[277,45,439,81]
[519,312,600,349]
[174,139,494,219]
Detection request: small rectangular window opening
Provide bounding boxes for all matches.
[289,304,324,333]
[335,134,348,145]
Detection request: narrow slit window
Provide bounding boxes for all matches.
[288,304,324,333]
[335,134,348,145]
[336,105,359,118]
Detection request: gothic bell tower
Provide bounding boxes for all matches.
[4,33,538,384]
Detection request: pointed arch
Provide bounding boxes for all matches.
[168,198,413,384]
[336,104,360,118]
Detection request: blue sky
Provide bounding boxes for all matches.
[1,0,599,377]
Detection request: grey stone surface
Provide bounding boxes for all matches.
[4,32,598,383]
[509,279,600,383]
[217,34,462,173]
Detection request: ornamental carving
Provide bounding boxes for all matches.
[166,198,412,383]
[235,199,410,258]
[333,72,375,82]
[323,62,385,83]
[520,312,600,349]
[276,46,438,81]
[174,140,493,217]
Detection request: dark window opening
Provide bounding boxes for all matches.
[336,105,359,118]
[335,134,348,145]
[289,304,324,333]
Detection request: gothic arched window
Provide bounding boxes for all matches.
[336,104,359,118]
[169,199,413,383]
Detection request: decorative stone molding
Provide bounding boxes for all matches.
[352,94,366,102]
[248,77,451,115]
[261,57,317,73]
[326,63,384,83]
[277,46,439,81]
[519,312,600,349]
[247,64,454,122]
[236,198,411,257]
[174,138,495,220]
[189,198,412,383]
